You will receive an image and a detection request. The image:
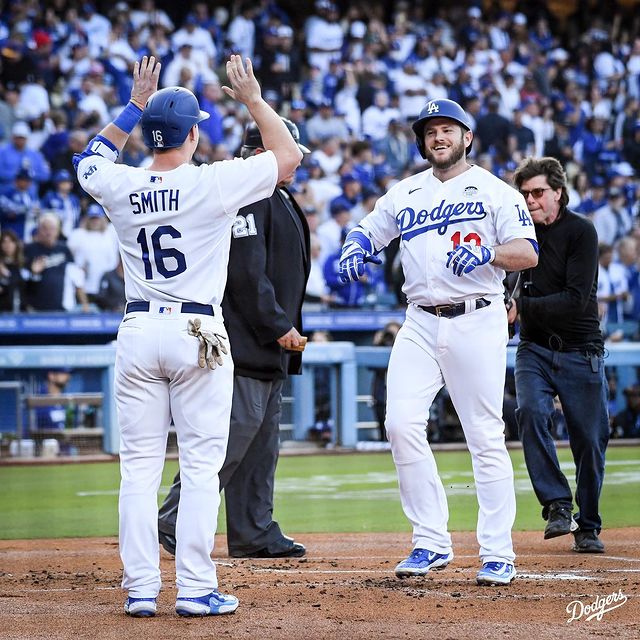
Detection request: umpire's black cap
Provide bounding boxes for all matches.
[241,117,310,155]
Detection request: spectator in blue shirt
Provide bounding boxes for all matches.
[0,167,40,241]
[40,170,81,240]
[0,121,50,196]
[34,368,74,431]
[196,78,225,145]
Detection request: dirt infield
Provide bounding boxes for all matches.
[0,529,638,640]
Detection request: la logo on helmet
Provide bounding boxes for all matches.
[427,101,440,114]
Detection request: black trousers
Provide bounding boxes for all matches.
[158,375,286,554]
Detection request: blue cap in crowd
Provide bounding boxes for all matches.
[340,172,359,186]
[330,196,352,215]
[87,204,105,218]
[53,169,72,183]
[16,167,33,180]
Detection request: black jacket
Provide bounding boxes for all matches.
[223,187,310,380]
[518,208,603,350]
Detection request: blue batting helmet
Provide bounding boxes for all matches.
[140,87,210,150]
[411,99,473,158]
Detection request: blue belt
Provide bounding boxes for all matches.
[125,301,215,316]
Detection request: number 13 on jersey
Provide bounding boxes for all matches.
[451,231,482,249]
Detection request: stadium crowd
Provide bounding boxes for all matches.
[0,1,640,426]
[0,0,639,313]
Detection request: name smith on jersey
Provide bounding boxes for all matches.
[129,189,180,215]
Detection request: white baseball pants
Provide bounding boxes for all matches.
[385,300,516,563]
[115,306,233,599]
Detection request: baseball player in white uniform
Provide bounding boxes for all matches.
[339,99,538,585]
[73,56,302,617]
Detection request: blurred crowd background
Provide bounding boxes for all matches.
[1,0,640,444]
[0,0,638,326]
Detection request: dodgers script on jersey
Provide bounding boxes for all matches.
[361,164,536,305]
[76,153,278,306]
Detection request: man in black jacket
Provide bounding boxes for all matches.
[158,118,310,558]
[510,157,609,553]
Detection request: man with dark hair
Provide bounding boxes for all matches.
[511,156,609,553]
[158,117,310,559]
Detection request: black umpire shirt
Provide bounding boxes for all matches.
[222,187,310,380]
[518,207,603,351]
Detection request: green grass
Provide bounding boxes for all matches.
[1,447,638,539]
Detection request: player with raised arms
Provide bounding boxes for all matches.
[73,56,302,617]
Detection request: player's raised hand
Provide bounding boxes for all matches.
[130,56,161,108]
[222,55,261,106]
[446,244,495,277]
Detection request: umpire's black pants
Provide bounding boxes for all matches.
[158,375,286,555]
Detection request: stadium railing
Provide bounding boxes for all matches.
[1,341,640,455]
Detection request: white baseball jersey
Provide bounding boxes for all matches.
[75,148,278,601]
[76,153,278,306]
[360,164,536,305]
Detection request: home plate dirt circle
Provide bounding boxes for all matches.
[0,529,638,640]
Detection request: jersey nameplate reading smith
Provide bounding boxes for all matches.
[130,189,180,214]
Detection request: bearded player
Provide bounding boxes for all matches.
[339,99,538,585]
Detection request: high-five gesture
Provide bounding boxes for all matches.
[222,54,301,183]
[130,55,161,109]
[86,56,162,153]
[222,55,261,107]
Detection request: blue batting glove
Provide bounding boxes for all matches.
[338,243,382,283]
[446,244,495,277]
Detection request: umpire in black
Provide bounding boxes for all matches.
[158,118,311,558]
[509,157,609,553]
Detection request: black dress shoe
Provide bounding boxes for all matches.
[572,529,605,553]
[544,502,575,539]
[230,541,306,559]
[159,530,177,556]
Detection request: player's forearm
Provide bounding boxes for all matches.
[99,93,147,152]
[246,98,302,180]
[492,238,538,271]
[97,121,135,154]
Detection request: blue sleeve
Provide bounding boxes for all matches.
[323,252,342,289]
[31,151,51,183]
[72,135,119,171]
[0,146,18,181]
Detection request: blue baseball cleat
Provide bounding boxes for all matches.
[124,596,157,617]
[476,561,516,586]
[175,590,239,617]
[394,548,453,578]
